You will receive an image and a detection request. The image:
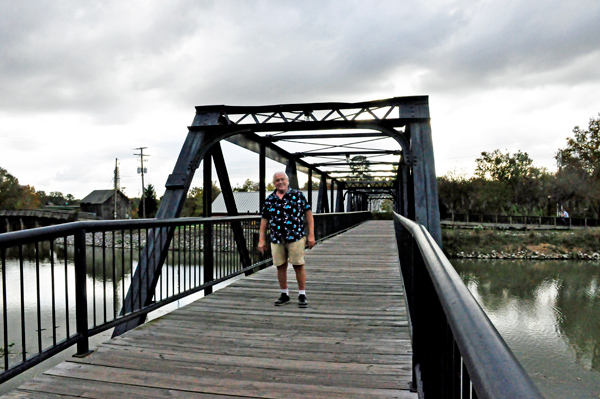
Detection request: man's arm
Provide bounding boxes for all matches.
[305,210,316,249]
[258,218,269,253]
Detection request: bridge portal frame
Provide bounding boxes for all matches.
[114,95,441,335]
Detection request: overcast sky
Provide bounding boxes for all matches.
[2,0,599,200]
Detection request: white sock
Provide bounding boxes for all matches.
[299,290,306,296]
[281,289,289,295]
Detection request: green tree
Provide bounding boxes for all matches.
[474,150,548,214]
[180,182,222,217]
[475,150,536,182]
[437,169,472,216]
[554,113,600,217]
[302,180,319,190]
[233,179,276,192]
[0,168,42,209]
[234,178,259,192]
[556,113,600,176]
[48,191,66,206]
[181,187,203,217]
[348,155,372,180]
[143,184,159,218]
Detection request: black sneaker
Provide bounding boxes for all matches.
[298,294,308,308]
[274,293,290,306]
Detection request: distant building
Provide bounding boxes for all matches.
[80,190,131,220]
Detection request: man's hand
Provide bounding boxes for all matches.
[307,233,316,249]
[258,238,268,254]
[258,218,268,254]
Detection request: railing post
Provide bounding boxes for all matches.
[73,228,92,357]
[204,221,214,295]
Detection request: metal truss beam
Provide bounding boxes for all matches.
[326,170,398,174]
[312,161,400,167]
[294,150,402,158]
[264,132,388,141]
[343,180,396,189]
[195,95,429,126]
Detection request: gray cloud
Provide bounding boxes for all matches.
[1,0,600,198]
[2,0,598,116]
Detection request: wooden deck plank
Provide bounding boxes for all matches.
[2,220,417,399]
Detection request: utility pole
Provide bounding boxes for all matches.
[113,158,120,219]
[134,147,149,218]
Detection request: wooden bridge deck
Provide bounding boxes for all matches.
[3,220,416,399]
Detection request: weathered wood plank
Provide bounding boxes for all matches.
[2,221,417,399]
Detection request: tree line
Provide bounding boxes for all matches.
[0,168,78,209]
[438,113,600,218]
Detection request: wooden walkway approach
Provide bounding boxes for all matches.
[3,221,416,399]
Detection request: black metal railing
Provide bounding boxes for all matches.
[0,211,370,384]
[394,212,544,399]
[443,213,599,228]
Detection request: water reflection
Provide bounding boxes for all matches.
[454,259,600,399]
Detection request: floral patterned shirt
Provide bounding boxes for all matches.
[261,189,311,244]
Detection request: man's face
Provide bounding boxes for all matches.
[273,173,289,192]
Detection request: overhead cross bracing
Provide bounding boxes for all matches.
[190,97,422,185]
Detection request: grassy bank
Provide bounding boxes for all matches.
[442,228,600,260]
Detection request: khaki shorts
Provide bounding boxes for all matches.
[271,237,306,266]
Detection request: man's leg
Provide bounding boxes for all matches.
[272,242,291,306]
[277,263,289,290]
[293,264,308,308]
[288,238,308,308]
[274,263,291,305]
[292,264,306,291]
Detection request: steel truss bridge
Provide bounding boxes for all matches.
[164,95,439,233]
[115,95,441,334]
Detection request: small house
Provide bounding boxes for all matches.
[80,190,131,220]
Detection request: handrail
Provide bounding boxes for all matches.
[441,213,599,228]
[394,212,544,399]
[0,211,371,384]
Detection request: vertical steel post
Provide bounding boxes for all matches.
[259,143,266,213]
[203,154,213,295]
[317,176,329,213]
[336,181,345,212]
[286,161,299,189]
[307,169,313,207]
[330,179,335,213]
[73,228,92,357]
[407,121,442,247]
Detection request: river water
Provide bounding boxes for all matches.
[454,259,600,399]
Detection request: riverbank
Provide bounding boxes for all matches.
[442,227,600,260]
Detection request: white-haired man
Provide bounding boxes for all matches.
[258,172,315,307]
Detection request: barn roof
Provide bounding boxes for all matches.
[81,190,129,205]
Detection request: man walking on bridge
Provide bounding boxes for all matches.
[258,171,315,308]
